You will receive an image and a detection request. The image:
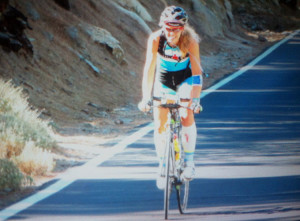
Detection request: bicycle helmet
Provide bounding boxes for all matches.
[159,6,188,27]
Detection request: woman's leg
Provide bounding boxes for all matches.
[153,103,169,162]
[177,79,197,179]
[153,103,170,189]
[181,108,197,179]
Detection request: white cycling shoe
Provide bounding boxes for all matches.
[181,162,195,181]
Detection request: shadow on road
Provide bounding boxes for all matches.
[9,176,300,219]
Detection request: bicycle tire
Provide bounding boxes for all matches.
[164,139,172,220]
[176,179,189,214]
[176,128,189,214]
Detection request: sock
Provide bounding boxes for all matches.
[181,122,196,164]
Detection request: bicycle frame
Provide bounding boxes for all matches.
[168,106,183,179]
[157,102,190,220]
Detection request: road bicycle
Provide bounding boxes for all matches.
[161,102,188,220]
[152,95,201,220]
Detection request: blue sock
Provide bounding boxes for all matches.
[184,152,194,165]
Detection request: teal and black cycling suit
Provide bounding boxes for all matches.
[153,31,193,100]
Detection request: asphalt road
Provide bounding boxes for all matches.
[1,30,300,221]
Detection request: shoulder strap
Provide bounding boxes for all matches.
[157,31,189,61]
[158,31,166,56]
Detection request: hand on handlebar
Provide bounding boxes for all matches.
[190,98,203,114]
[138,99,152,113]
[192,103,203,113]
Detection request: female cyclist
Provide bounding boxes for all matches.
[138,6,203,189]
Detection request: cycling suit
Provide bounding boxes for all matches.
[153,31,197,173]
[153,31,193,99]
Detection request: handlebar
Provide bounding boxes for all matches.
[152,103,191,111]
[151,96,191,110]
[138,94,203,113]
[159,103,182,109]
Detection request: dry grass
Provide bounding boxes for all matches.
[0,79,56,191]
[14,141,55,176]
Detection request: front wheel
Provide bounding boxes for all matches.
[176,180,189,214]
[164,140,172,220]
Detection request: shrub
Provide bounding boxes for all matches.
[0,123,25,158]
[0,79,56,189]
[0,159,31,192]
[0,80,56,150]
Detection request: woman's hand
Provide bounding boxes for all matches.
[138,99,151,112]
[190,98,203,113]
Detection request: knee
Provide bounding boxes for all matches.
[156,122,167,134]
[154,117,168,134]
[181,111,195,127]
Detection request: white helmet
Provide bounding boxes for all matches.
[159,6,188,27]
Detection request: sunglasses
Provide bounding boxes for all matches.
[164,27,183,33]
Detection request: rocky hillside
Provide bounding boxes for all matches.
[0,0,299,135]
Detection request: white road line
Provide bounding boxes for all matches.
[0,30,299,221]
[201,29,300,99]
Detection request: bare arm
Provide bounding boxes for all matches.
[141,32,159,102]
[188,39,203,113]
[189,39,202,100]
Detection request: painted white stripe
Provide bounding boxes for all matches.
[0,29,299,220]
[0,179,74,220]
[201,29,300,99]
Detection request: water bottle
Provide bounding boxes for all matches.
[174,134,180,161]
